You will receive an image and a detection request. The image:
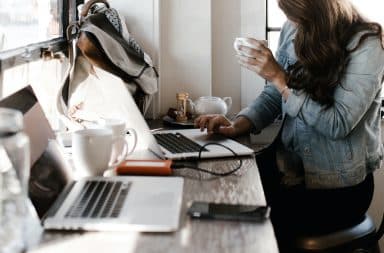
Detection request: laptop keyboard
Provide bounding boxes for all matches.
[65,180,131,219]
[153,132,208,154]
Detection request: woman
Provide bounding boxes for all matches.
[195,0,384,249]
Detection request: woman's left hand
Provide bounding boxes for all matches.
[236,38,287,88]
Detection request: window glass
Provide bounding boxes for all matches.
[351,0,384,26]
[267,0,285,28]
[2,59,66,129]
[268,31,281,55]
[0,0,62,52]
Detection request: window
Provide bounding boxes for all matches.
[0,0,62,52]
[266,0,286,54]
[0,0,77,129]
[266,0,384,53]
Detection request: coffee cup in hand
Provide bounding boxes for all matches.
[72,128,129,177]
[234,37,268,57]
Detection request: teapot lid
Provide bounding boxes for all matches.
[198,96,220,100]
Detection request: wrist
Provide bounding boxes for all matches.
[273,71,288,91]
[279,85,289,95]
[233,116,252,136]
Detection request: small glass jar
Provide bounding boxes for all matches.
[0,108,31,253]
[0,109,30,195]
[176,92,189,122]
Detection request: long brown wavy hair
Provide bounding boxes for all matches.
[278,0,383,107]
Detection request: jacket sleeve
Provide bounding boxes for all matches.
[237,83,282,133]
[236,21,295,133]
[285,37,384,139]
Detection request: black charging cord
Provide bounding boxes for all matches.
[171,142,243,177]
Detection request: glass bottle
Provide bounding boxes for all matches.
[176,92,189,122]
[0,108,30,253]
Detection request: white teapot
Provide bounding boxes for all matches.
[188,96,232,116]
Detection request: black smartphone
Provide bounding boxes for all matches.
[187,201,270,222]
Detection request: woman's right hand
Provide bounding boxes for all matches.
[194,114,236,137]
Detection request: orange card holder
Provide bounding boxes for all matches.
[116,160,173,176]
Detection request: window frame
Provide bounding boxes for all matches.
[266,0,282,46]
[0,0,78,73]
[265,0,282,86]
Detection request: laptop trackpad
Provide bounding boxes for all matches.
[121,182,179,226]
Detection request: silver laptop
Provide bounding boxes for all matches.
[119,90,254,160]
[0,86,184,232]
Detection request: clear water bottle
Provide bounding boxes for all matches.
[0,108,30,253]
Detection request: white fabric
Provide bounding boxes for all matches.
[63,57,145,131]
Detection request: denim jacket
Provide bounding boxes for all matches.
[238,21,384,189]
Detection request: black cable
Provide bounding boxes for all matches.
[172,142,243,177]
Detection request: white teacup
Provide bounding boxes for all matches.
[233,37,268,57]
[98,118,126,137]
[72,128,128,177]
[98,118,137,159]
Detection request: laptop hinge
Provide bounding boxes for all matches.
[42,181,76,220]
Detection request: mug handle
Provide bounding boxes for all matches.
[109,136,128,168]
[125,128,137,156]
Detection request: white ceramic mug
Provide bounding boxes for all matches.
[98,118,137,160]
[72,128,128,177]
[233,37,268,57]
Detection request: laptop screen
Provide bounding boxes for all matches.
[0,86,73,217]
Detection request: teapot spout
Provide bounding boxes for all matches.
[223,97,232,113]
[186,98,195,115]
